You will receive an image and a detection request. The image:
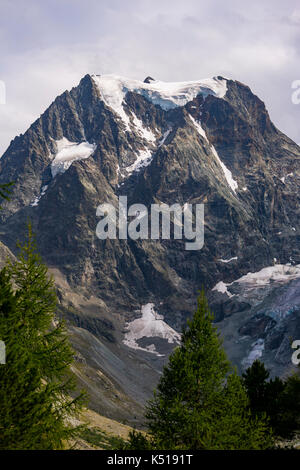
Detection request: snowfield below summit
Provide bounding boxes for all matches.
[51,137,96,177]
[30,185,48,207]
[123,303,181,356]
[235,264,300,287]
[213,264,300,297]
[131,113,156,142]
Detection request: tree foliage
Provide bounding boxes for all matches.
[0,225,86,449]
[243,359,300,438]
[129,290,274,450]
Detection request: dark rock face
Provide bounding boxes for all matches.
[0,74,299,418]
[143,76,155,83]
[239,314,277,337]
[65,309,116,343]
[209,296,251,322]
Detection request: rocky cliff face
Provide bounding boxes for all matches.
[0,74,299,423]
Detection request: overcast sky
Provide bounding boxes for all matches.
[0,0,299,155]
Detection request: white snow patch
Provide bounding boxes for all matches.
[218,257,238,263]
[116,164,126,180]
[280,172,293,184]
[131,114,156,142]
[30,185,48,207]
[51,137,96,177]
[212,264,300,298]
[212,281,233,298]
[189,114,238,193]
[125,148,153,175]
[211,146,238,193]
[235,264,300,287]
[242,339,265,369]
[92,74,227,127]
[158,129,171,147]
[123,303,181,356]
[189,115,208,142]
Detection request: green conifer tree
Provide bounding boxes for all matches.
[7,224,75,381]
[0,268,55,449]
[0,225,86,449]
[243,359,300,438]
[143,290,273,450]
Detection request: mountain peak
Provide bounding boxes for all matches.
[143,76,155,83]
[0,68,299,395]
[90,74,228,127]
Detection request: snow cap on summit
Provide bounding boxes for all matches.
[91,74,227,127]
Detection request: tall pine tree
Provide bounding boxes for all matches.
[0,225,86,449]
[144,289,273,449]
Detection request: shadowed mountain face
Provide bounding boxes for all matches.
[0,74,299,422]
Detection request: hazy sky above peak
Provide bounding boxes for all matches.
[0,0,299,154]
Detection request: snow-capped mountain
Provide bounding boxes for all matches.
[0,73,299,424]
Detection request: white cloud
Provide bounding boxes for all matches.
[229,44,294,71]
[0,0,300,156]
[289,10,300,25]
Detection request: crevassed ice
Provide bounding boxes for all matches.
[235,264,300,286]
[123,303,181,356]
[51,137,96,177]
[91,74,227,127]
[212,263,300,297]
